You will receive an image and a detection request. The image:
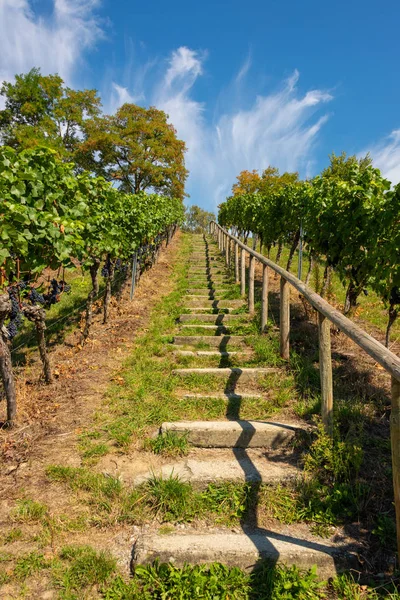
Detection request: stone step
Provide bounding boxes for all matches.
[174,350,242,357]
[187,288,230,295]
[179,314,244,322]
[173,335,245,346]
[180,324,230,331]
[185,298,243,305]
[182,307,244,314]
[172,367,278,382]
[133,448,299,486]
[132,530,355,579]
[181,392,262,400]
[185,299,243,307]
[160,420,302,448]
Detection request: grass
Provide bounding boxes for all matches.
[12,499,49,523]
[145,431,190,457]
[11,268,93,364]
[266,243,400,341]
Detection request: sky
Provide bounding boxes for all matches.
[1,0,400,211]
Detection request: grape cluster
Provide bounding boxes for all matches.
[28,287,45,305]
[115,259,128,274]
[101,257,111,278]
[6,286,23,339]
[43,279,71,306]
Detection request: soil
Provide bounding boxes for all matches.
[0,233,182,565]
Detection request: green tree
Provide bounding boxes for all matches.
[78,103,188,201]
[0,68,101,156]
[182,205,215,233]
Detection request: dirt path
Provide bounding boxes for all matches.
[0,233,181,509]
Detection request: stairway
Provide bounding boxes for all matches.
[131,233,358,579]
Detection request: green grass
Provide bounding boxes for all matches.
[267,243,400,341]
[145,431,190,457]
[11,268,94,363]
[12,499,49,523]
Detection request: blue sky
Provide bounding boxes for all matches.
[1,0,400,211]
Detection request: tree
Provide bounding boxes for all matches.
[0,68,101,157]
[182,205,215,233]
[232,167,298,197]
[78,103,188,201]
[321,151,372,180]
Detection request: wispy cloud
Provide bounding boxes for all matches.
[149,49,333,209]
[0,0,104,87]
[361,130,400,185]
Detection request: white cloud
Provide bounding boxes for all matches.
[0,0,103,88]
[362,130,400,185]
[152,48,333,209]
[108,82,145,113]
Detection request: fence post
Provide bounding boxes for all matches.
[130,252,138,300]
[240,248,246,296]
[391,376,400,559]
[225,235,229,267]
[261,264,269,332]
[280,276,290,359]
[318,313,333,435]
[249,255,255,314]
[235,242,239,284]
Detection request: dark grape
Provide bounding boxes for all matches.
[29,287,45,304]
[6,286,23,339]
[101,257,111,278]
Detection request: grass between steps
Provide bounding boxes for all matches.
[1,544,398,599]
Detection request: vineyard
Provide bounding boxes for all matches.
[0,146,184,425]
[218,159,400,346]
[1,72,400,599]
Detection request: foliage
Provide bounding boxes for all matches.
[182,204,215,233]
[78,103,188,200]
[219,154,400,339]
[0,68,101,157]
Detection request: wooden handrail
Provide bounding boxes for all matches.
[211,221,400,557]
[211,222,400,382]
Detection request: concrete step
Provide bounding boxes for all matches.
[133,448,299,486]
[186,296,246,308]
[185,299,244,307]
[173,335,245,347]
[187,288,230,295]
[172,367,278,382]
[181,392,262,400]
[132,530,355,579]
[179,314,244,322]
[182,307,244,314]
[174,350,243,357]
[160,420,302,448]
[181,324,230,332]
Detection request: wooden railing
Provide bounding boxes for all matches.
[210,222,400,556]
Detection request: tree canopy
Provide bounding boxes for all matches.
[0,68,101,157]
[182,205,215,233]
[78,103,188,201]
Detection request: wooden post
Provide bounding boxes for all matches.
[235,242,239,284]
[318,312,333,435]
[249,255,255,314]
[391,376,400,559]
[225,236,229,267]
[280,276,290,360]
[261,264,269,332]
[240,248,246,296]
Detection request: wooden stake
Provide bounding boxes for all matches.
[261,264,269,332]
[318,312,333,435]
[391,376,400,559]
[241,248,246,297]
[280,276,290,360]
[235,242,239,284]
[249,255,255,314]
